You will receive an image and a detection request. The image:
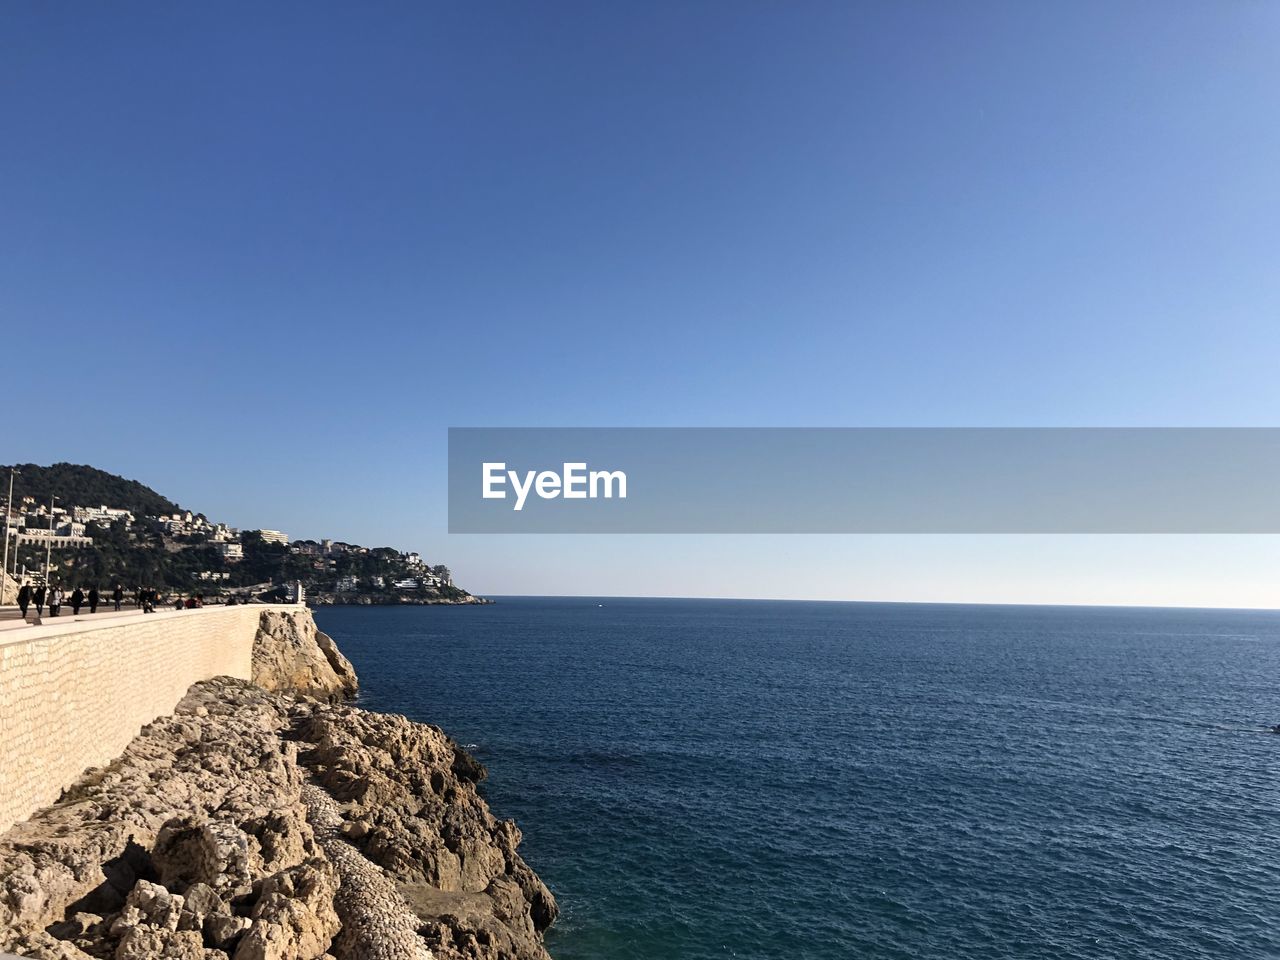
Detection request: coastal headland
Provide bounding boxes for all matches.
[0,463,487,608]
[0,606,556,960]
[308,595,494,608]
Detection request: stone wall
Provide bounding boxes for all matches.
[0,605,306,836]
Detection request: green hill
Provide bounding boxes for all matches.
[0,463,181,517]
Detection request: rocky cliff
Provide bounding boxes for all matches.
[0,610,556,960]
[250,610,359,702]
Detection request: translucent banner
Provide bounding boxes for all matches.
[447,428,1280,533]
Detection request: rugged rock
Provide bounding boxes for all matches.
[0,619,555,960]
[0,679,298,958]
[206,912,252,951]
[294,702,557,960]
[303,786,432,960]
[250,609,358,702]
[234,860,340,960]
[114,924,206,959]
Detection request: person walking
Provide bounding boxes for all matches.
[71,586,85,615]
[88,585,100,614]
[112,583,123,611]
[17,582,31,619]
[48,585,62,616]
[34,583,46,617]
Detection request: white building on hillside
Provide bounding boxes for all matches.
[73,505,134,525]
[13,529,93,548]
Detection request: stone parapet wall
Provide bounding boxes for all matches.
[0,605,302,835]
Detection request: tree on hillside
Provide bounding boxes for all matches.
[0,463,180,517]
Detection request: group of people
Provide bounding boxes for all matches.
[17,582,126,619]
[134,587,206,614]
[134,586,161,614]
[17,582,223,620]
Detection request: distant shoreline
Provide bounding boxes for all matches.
[309,594,493,607]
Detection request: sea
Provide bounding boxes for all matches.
[313,598,1280,960]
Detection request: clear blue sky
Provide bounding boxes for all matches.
[4,2,1279,605]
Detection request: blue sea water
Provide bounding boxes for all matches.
[313,598,1280,960]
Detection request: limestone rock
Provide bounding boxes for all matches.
[48,911,102,941]
[298,703,557,958]
[251,609,358,702]
[1,648,554,960]
[180,881,227,929]
[154,820,256,898]
[112,879,185,933]
[0,679,299,956]
[303,785,434,960]
[233,860,339,960]
[206,912,252,951]
[114,925,205,959]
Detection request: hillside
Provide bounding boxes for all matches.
[1,463,180,518]
[1,464,481,603]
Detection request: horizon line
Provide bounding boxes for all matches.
[468,593,1280,613]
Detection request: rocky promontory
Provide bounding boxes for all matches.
[307,595,494,608]
[0,611,556,960]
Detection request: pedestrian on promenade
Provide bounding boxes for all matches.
[17,582,31,618]
[112,583,123,611]
[34,584,46,617]
[134,586,143,608]
[142,587,155,614]
[71,586,85,615]
[88,586,100,613]
[48,586,62,616]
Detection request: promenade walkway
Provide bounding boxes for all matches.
[0,605,148,632]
